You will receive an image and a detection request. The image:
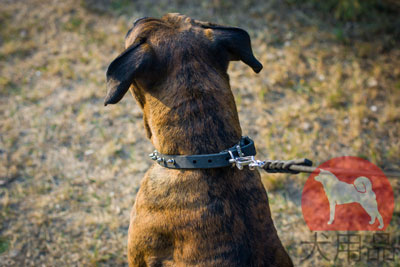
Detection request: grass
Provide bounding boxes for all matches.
[0,0,399,266]
[0,237,9,254]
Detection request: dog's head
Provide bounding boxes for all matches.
[105,13,262,106]
[314,169,336,184]
[105,14,262,153]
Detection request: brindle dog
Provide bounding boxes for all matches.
[105,13,293,267]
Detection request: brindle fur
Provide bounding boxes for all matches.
[105,13,293,267]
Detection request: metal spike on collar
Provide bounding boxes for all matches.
[149,150,158,160]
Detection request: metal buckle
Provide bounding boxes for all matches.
[228,150,265,171]
[236,144,244,157]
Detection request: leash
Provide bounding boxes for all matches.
[238,156,400,179]
[148,136,400,179]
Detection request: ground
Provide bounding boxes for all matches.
[0,0,399,266]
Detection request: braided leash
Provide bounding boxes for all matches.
[228,156,314,173]
[261,158,314,174]
[230,156,400,179]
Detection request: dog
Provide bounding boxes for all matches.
[314,169,384,229]
[105,13,293,267]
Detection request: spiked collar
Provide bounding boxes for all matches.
[148,136,256,169]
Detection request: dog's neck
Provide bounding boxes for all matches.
[139,74,243,155]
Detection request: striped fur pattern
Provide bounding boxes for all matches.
[105,13,293,267]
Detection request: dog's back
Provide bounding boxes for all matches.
[316,170,375,203]
[129,166,291,266]
[105,13,292,267]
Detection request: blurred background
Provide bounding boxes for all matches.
[0,0,399,266]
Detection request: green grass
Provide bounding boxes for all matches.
[0,237,9,254]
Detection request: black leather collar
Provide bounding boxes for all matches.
[149,136,256,169]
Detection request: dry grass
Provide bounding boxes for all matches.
[0,0,399,266]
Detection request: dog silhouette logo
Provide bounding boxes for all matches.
[302,156,394,231]
[315,169,384,229]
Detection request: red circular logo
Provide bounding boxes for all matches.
[302,156,394,231]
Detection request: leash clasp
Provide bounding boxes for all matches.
[228,151,266,170]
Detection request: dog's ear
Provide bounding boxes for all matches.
[202,24,263,73]
[105,39,152,106]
